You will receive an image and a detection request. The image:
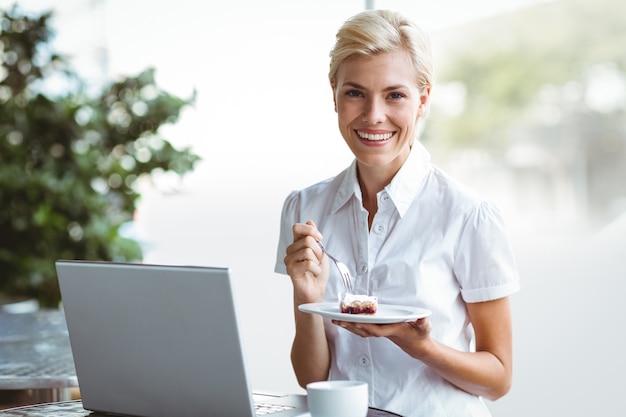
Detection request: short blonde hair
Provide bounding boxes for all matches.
[329,10,433,92]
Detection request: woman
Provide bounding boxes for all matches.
[274,9,520,417]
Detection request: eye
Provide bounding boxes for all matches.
[345,89,364,98]
[388,92,406,100]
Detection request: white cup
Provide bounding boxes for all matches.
[306,380,368,417]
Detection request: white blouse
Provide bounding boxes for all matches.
[275,142,520,417]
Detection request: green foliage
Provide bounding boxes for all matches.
[427,0,626,148]
[0,5,201,307]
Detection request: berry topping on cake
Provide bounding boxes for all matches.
[340,293,378,314]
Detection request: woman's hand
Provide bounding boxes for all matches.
[333,298,514,400]
[284,220,330,304]
[286,220,332,387]
[333,317,433,349]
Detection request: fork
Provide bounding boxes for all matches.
[317,241,354,293]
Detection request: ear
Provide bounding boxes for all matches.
[417,86,431,118]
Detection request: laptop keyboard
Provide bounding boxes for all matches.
[255,403,295,415]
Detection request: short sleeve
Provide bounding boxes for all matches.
[274,190,301,275]
[454,201,520,303]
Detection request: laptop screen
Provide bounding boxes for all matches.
[57,261,258,417]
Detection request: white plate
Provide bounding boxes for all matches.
[298,302,432,324]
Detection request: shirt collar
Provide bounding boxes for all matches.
[385,141,432,217]
[332,160,361,213]
[332,141,432,217]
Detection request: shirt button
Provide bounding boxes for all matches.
[358,354,370,367]
[381,193,390,201]
[360,264,368,274]
[373,223,385,234]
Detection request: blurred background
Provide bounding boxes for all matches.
[1,0,624,415]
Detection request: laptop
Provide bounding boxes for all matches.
[55,260,308,417]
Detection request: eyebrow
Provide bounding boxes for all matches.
[341,81,410,91]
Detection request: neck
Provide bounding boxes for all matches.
[357,166,391,231]
[355,148,411,229]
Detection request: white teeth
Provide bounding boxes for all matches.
[357,131,393,141]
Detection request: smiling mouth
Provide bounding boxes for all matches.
[356,130,394,141]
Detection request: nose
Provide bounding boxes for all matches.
[363,97,385,124]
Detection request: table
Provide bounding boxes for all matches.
[0,400,403,417]
[0,310,70,340]
[0,311,78,405]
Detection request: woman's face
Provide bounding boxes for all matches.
[332,50,429,176]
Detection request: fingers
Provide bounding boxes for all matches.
[285,235,323,265]
[407,317,431,335]
[292,220,323,243]
[284,221,328,284]
[332,317,432,340]
[332,321,401,338]
[286,221,324,265]
[285,237,318,262]
[284,250,319,282]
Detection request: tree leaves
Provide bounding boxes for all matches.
[0,5,200,306]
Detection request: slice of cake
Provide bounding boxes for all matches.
[339,293,378,315]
